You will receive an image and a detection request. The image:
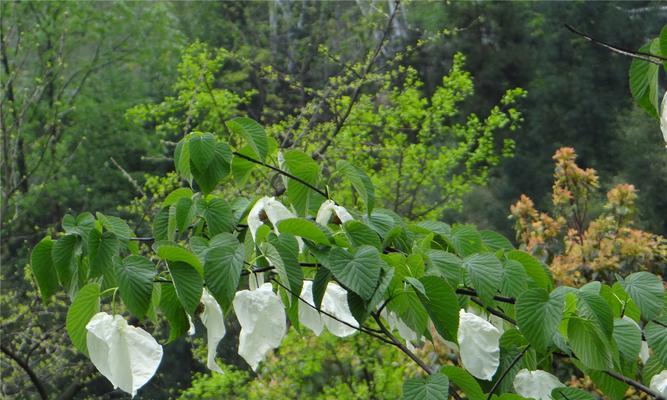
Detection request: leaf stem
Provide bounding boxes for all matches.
[486,345,530,400]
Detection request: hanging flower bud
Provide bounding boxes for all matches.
[316,200,354,226]
[200,289,226,373]
[457,309,500,380]
[247,197,295,241]
[233,283,286,371]
[86,312,163,397]
[661,91,667,146]
[513,369,565,400]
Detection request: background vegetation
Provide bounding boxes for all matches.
[1,1,665,399]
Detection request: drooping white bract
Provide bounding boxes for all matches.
[513,369,565,400]
[661,91,667,145]
[382,309,420,351]
[315,200,354,226]
[651,370,667,397]
[185,290,227,373]
[298,281,358,337]
[457,309,501,381]
[200,289,226,373]
[247,196,295,241]
[86,312,163,397]
[467,305,505,334]
[233,283,286,371]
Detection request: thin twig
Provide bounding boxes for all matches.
[455,288,516,304]
[1,343,49,400]
[232,151,330,200]
[469,297,517,325]
[565,24,666,65]
[110,157,145,197]
[604,370,664,400]
[487,345,530,400]
[371,311,432,374]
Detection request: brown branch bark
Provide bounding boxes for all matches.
[1,343,49,400]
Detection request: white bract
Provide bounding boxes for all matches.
[513,369,565,400]
[86,312,163,397]
[186,290,227,373]
[298,281,358,337]
[382,309,420,351]
[247,196,295,241]
[315,200,354,226]
[457,309,501,380]
[233,283,286,371]
[661,91,667,146]
[650,370,667,397]
[200,289,226,373]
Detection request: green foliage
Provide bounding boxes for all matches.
[29,114,666,400]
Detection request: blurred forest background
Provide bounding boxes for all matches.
[1,1,666,398]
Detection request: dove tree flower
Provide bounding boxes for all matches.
[381,309,420,351]
[86,312,163,397]
[298,281,358,337]
[233,283,287,371]
[513,369,565,400]
[247,196,296,241]
[315,199,354,226]
[457,309,501,381]
[661,91,667,145]
[650,370,667,397]
[186,290,227,373]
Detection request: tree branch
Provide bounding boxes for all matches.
[565,24,666,65]
[312,0,401,159]
[486,345,530,400]
[1,343,49,400]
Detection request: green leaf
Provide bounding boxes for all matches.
[96,212,132,243]
[337,160,375,213]
[203,197,234,235]
[620,271,664,321]
[52,234,79,289]
[424,250,463,286]
[506,250,551,291]
[163,187,193,207]
[66,283,100,355]
[629,39,661,118]
[226,117,268,161]
[312,267,332,310]
[612,318,641,362]
[439,366,484,400]
[501,259,528,299]
[567,317,615,370]
[577,290,614,339]
[191,141,232,194]
[276,218,330,245]
[402,372,449,400]
[551,387,596,400]
[516,288,563,351]
[168,261,203,316]
[175,197,195,233]
[117,255,155,319]
[326,245,383,300]
[479,230,514,251]
[416,276,459,341]
[155,243,203,275]
[645,320,667,365]
[267,233,303,303]
[188,132,217,172]
[283,150,324,215]
[153,207,170,241]
[448,225,481,257]
[30,237,58,300]
[174,137,192,181]
[462,253,503,305]
[587,369,627,400]
[343,220,382,250]
[159,283,190,342]
[88,230,119,279]
[390,289,429,337]
[204,241,244,311]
